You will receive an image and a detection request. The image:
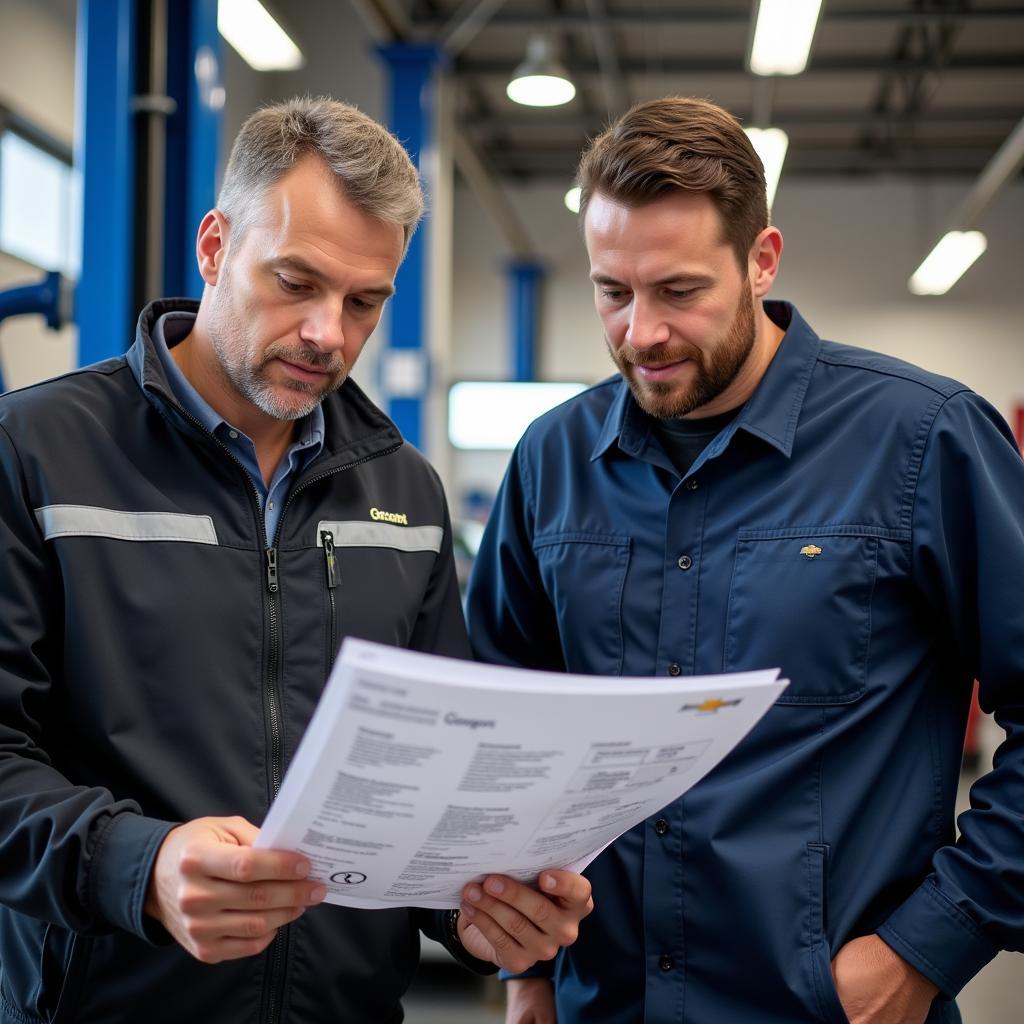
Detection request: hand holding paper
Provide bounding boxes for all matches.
[456,869,594,972]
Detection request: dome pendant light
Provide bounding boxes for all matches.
[507,35,576,107]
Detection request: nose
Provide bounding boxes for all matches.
[299,298,345,353]
[625,296,670,350]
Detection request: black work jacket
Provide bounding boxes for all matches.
[0,300,475,1023]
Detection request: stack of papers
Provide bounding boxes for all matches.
[256,639,786,909]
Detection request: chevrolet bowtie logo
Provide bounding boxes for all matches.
[800,544,823,559]
[681,698,742,713]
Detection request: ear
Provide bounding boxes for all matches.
[196,209,230,286]
[748,226,783,298]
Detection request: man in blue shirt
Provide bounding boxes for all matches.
[466,97,1024,1023]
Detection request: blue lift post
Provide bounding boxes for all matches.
[164,0,222,300]
[74,0,138,366]
[507,261,545,382]
[377,44,446,452]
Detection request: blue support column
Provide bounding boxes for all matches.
[507,261,544,381]
[376,44,446,450]
[74,0,137,365]
[164,0,222,299]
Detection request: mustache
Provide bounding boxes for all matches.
[614,341,701,367]
[261,344,345,375]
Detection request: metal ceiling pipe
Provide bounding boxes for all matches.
[951,115,1024,227]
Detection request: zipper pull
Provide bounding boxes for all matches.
[320,530,337,589]
[266,547,279,593]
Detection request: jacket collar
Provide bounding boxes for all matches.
[127,299,404,467]
[590,300,821,463]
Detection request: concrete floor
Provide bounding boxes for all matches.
[405,719,1021,1023]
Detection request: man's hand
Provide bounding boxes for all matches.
[144,816,326,963]
[505,977,557,1024]
[456,870,593,974]
[832,934,939,1024]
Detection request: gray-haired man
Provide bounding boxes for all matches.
[0,97,591,1024]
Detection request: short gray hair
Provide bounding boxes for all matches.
[217,96,424,251]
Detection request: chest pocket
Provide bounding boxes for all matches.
[725,527,880,704]
[533,532,630,676]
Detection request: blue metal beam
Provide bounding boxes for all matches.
[164,0,222,299]
[74,0,137,365]
[507,260,545,381]
[377,43,446,451]
[0,272,67,392]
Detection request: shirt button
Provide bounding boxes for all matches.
[685,478,698,491]
[668,662,682,677]
[655,818,669,835]
[677,554,693,570]
[659,954,673,971]
[228,430,239,439]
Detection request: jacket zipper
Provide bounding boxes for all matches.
[154,393,398,1024]
[260,444,399,1024]
[320,529,338,674]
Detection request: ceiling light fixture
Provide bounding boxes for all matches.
[218,0,304,72]
[749,0,823,76]
[745,127,789,209]
[564,186,582,213]
[507,35,576,107]
[909,231,988,296]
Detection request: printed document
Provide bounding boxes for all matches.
[256,639,787,909]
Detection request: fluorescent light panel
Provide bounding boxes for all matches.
[744,127,788,208]
[909,231,987,296]
[218,0,303,72]
[449,381,588,450]
[750,0,822,76]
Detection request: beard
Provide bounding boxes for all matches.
[609,286,756,419]
[206,278,348,422]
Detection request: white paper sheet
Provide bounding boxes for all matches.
[256,639,787,909]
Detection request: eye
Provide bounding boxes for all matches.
[277,275,309,294]
[599,288,628,302]
[349,296,380,313]
[666,288,696,300]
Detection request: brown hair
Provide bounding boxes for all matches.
[217,96,423,253]
[577,97,768,265]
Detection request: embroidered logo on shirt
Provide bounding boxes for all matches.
[370,507,409,526]
[680,698,743,714]
[800,544,823,559]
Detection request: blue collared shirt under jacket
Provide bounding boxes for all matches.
[153,311,324,545]
[466,302,1024,1024]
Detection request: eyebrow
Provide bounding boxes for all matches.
[589,272,715,288]
[270,256,396,298]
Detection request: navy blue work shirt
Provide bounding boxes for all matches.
[466,302,1024,1024]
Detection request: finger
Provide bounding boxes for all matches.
[462,881,548,952]
[467,876,582,948]
[190,932,278,965]
[184,842,312,884]
[536,869,593,912]
[209,904,307,941]
[459,900,552,975]
[179,877,327,915]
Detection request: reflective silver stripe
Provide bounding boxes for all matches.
[34,505,218,545]
[316,520,442,553]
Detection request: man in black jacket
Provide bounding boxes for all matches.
[0,97,591,1023]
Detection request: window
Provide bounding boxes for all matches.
[0,112,79,278]
[448,381,588,450]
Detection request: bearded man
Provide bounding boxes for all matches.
[466,97,1024,1024]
